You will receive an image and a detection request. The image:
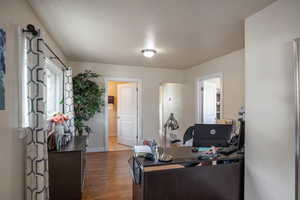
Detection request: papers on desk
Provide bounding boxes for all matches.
[134,145,152,157]
[198,147,211,152]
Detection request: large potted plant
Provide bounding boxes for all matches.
[73,70,105,135]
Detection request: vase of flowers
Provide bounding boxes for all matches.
[49,113,69,151]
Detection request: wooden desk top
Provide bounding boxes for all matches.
[134,146,244,169]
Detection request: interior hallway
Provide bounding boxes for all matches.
[108,136,131,151]
[82,151,132,200]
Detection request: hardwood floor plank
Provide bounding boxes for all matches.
[108,136,132,151]
[82,151,132,200]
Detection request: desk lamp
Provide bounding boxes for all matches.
[159,113,179,162]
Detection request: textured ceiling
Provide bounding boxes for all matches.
[28,0,275,69]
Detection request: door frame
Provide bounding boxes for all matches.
[195,73,224,124]
[294,38,300,200]
[104,77,143,152]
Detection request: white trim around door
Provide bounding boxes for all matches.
[195,73,224,124]
[104,77,143,152]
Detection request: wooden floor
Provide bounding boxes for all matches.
[82,151,132,200]
[108,136,132,151]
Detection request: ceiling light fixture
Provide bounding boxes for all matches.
[141,49,157,58]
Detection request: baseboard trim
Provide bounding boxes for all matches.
[87,146,105,152]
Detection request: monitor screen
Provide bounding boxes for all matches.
[193,124,233,147]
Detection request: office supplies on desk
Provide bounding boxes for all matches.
[143,139,158,153]
[144,153,155,161]
[199,147,212,152]
[198,154,217,161]
[134,145,153,157]
[192,147,198,152]
[143,139,157,147]
[219,146,239,155]
[191,147,213,153]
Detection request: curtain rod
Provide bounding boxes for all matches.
[38,39,68,70]
[23,24,68,70]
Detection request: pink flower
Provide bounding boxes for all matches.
[50,113,69,124]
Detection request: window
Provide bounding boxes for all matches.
[19,36,64,129]
[20,37,29,128]
[45,59,64,118]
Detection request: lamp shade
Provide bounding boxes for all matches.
[164,113,179,130]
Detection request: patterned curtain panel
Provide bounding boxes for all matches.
[64,68,75,135]
[24,31,49,200]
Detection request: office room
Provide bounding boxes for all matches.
[1,0,300,200]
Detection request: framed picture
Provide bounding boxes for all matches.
[108,95,114,104]
[0,29,6,110]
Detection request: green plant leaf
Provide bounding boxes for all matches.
[73,70,105,135]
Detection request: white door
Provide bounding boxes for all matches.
[202,81,217,124]
[117,83,138,146]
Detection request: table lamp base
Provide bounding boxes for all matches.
[158,152,173,162]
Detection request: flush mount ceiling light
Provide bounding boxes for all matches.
[141,49,157,58]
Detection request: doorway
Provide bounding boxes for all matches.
[196,73,223,124]
[104,78,142,152]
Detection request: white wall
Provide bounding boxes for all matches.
[0,1,65,199]
[159,83,184,139]
[183,49,245,129]
[71,51,244,151]
[245,0,300,199]
[70,61,184,151]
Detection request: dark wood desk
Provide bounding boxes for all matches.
[129,147,244,200]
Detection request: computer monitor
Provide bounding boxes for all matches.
[193,124,233,147]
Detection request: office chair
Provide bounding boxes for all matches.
[183,125,196,145]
